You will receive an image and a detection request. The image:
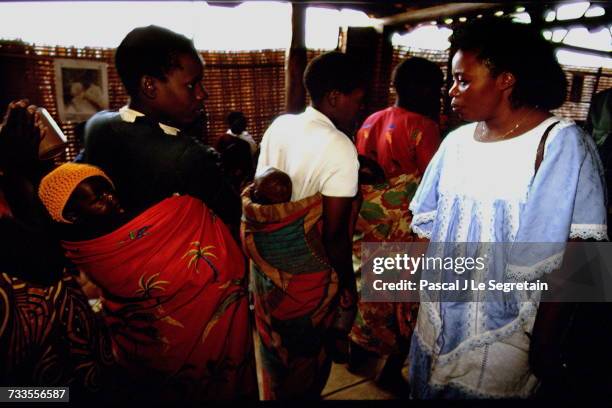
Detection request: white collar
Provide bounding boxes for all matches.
[226,129,250,138]
[119,106,180,136]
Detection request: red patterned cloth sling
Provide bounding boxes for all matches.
[62,195,256,401]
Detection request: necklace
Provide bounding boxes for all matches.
[476,106,537,141]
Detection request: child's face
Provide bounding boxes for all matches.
[64,176,123,223]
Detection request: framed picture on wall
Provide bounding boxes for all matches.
[54,59,109,123]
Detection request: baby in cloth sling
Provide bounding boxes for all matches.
[38,163,256,401]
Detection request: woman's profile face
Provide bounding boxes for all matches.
[449,50,504,122]
[152,52,207,128]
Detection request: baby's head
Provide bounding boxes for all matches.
[39,163,123,225]
[252,167,292,205]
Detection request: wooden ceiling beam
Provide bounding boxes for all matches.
[540,15,611,31]
[552,43,612,60]
[378,2,502,27]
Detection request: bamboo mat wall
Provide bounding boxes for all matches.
[0,43,288,161]
[390,45,611,132]
[1,41,609,162]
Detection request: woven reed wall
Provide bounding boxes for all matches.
[553,65,612,123]
[1,41,609,162]
[370,37,394,117]
[0,42,288,161]
[389,45,612,130]
[203,50,286,145]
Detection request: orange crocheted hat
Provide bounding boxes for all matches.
[38,163,114,224]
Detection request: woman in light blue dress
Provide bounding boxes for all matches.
[408,18,607,399]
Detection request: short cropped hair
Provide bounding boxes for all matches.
[227,111,245,127]
[115,25,200,97]
[303,51,366,104]
[393,57,443,102]
[450,18,567,110]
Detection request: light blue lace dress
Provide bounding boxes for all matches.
[408,117,607,398]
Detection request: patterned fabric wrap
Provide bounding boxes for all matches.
[62,195,256,401]
[0,271,114,396]
[240,185,338,400]
[350,173,420,355]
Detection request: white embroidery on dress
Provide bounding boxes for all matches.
[506,251,565,281]
[569,223,608,241]
[412,225,432,239]
[411,210,436,226]
[410,210,436,239]
[416,302,540,398]
[435,302,538,367]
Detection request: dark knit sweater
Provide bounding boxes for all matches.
[82,111,240,227]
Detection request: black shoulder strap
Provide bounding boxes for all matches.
[534,121,561,175]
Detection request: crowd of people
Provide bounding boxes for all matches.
[0,18,610,402]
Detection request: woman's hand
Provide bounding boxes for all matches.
[0,99,43,167]
[2,99,38,141]
[339,283,357,309]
